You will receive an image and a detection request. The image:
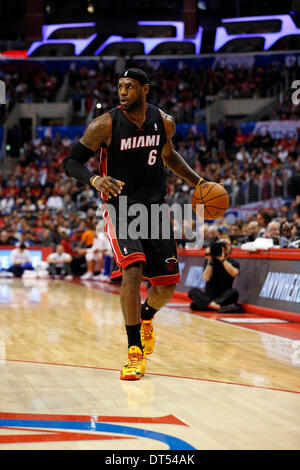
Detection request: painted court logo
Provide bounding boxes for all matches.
[0,412,196,449]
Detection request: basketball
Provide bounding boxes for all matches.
[192,182,229,220]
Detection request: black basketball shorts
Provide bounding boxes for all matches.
[102,202,180,286]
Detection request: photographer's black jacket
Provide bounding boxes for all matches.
[204,257,240,299]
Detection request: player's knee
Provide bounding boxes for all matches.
[156,283,176,300]
[122,262,143,287]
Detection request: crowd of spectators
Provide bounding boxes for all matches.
[1,58,299,127]
[0,59,299,280]
[67,58,300,124]
[0,122,298,281]
[171,124,300,206]
[269,90,300,121]
[0,66,63,124]
[199,205,300,250]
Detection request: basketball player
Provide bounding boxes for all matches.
[63,68,207,380]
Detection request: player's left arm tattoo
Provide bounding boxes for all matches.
[160,112,204,187]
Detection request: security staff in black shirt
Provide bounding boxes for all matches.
[188,237,242,313]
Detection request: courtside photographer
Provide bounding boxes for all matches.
[188,237,243,313]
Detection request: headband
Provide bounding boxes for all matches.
[119,68,150,85]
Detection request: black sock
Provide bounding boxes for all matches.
[125,323,143,350]
[141,299,158,321]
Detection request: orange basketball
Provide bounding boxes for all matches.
[192,182,229,220]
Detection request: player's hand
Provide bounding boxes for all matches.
[91,176,125,198]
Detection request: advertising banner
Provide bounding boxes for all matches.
[0,249,42,270]
[253,120,300,139]
[178,253,300,314]
[0,247,52,270]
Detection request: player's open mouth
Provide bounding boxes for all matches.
[120,99,128,104]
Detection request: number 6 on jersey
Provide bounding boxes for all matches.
[148,149,157,165]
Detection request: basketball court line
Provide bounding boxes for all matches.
[5,358,300,395]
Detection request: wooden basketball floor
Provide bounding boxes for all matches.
[0,278,299,450]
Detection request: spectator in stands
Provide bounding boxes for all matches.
[17,231,37,247]
[0,193,15,214]
[235,146,251,163]
[63,194,77,215]
[46,190,64,212]
[8,243,34,278]
[188,237,242,313]
[234,129,248,148]
[38,228,54,247]
[280,221,292,248]
[288,223,300,249]
[264,220,281,245]
[80,228,110,280]
[0,230,16,245]
[21,198,37,215]
[80,222,95,248]
[256,210,272,237]
[278,204,291,222]
[246,220,259,242]
[59,231,75,257]
[207,225,219,245]
[47,244,73,279]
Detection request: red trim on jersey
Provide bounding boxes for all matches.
[102,206,123,266]
[99,147,108,201]
[107,226,146,269]
[146,273,180,286]
[102,204,146,269]
[111,266,122,279]
[121,253,146,269]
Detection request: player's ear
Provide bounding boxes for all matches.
[143,84,150,96]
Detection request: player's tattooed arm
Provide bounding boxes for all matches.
[81,113,124,197]
[160,111,205,187]
[64,113,124,197]
[80,112,112,150]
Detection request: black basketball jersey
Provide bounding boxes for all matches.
[100,104,167,205]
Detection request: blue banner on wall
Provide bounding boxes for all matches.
[36,125,85,141]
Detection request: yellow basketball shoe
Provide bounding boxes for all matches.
[141,319,155,355]
[120,346,146,380]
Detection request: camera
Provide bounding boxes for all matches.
[210,240,226,258]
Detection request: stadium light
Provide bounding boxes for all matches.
[25,15,300,57]
[94,21,203,56]
[214,15,300,51]
[27,22,97,56]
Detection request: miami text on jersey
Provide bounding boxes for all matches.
[120,135,161,151]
